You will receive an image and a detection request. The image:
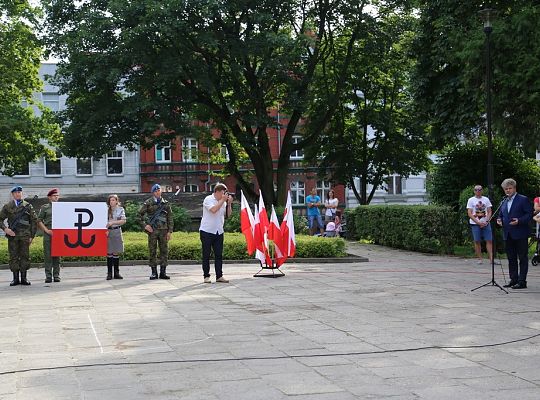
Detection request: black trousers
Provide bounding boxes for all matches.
[505,236,529,283]
[200,230,224,278]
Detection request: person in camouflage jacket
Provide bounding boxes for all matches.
[138,184,173,280]
[0,186,38,286]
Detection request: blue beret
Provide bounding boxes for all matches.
[151,184,161,193]
[11,186,23,193]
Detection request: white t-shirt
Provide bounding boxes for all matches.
[467,195,492,225]
[325,198,339,217]
[199,194,227,234]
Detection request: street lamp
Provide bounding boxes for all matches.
[479,8,497,199]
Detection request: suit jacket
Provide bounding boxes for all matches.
[499,193,532,240]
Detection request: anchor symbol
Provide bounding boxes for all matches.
[64,208,95,248]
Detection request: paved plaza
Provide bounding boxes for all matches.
[1,242,540,399]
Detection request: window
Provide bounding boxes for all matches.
[316,180,331,200]
[14,164,30,176]
[220,145,229,161]
[290,135,304,160]
[386,175,403,195]
[107,150,124,175]
[155,141,171,163]
[42,93,60,111]
[76,158,93,175]
[184,184,198,192]
[44,152,62,176]
[291,181,305,205]
[182,137,198,161]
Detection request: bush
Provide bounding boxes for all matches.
[0,232,346,264]
[348,205,461,254]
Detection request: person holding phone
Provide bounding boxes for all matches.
[497,178,533,289]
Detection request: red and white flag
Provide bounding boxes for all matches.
[279,191,296,265]
[51,202,108,257]
[257,190,270,235]
[240,191,255,255]
[269,205,284,261]
[254,205,272,267]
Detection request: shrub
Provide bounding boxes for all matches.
[0,232,346,264]
[122,201,190,232]
[348,205,461,254]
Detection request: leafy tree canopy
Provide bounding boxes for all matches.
[0,0,60,175]
[413,0,540,154]
[43,0,413,205]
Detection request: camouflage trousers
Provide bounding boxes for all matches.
[147,230,169,268]
[7,235,31,272]
[43,234,61,279]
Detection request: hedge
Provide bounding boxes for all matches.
[346,205,461,254]
[0,232,346,264]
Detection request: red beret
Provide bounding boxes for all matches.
[47,188,59,197]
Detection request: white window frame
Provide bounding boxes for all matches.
[44,152,62,177]
[106,150,124,176]
[42,92,60,111]
[386,174,403,195]
[155,141,172,163]
[291,181,305,205]
[316,180,331,200]
[76,158,93,176]
[290,135,304,160]
[184,184,199,193]
[182,137,198,162]
[13,163,30,177]
[220,145,230,161]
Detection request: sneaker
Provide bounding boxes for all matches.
[53,277,61,282]
[204,277,211,284]
[216,276,229,283]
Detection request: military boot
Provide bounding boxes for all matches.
[106,257,113,280]
[113,258,123,279]
[159,266,170,280]
[20,270,31,286]
[10,271,20,286]
[149,266,158,280]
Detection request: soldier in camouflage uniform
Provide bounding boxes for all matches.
[138,184,174,280]
[0,186,38,286]
[37,188,61,283]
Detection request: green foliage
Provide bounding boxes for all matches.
[428,137,540,207]
[122,201,191,232]
[224,204,240,233]
[348,205,462,254]
[0,0,61,174]
[413,1,540,153]
[0,232,346,263]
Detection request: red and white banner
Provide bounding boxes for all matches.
[279,191,296,266]
[240,191,256,255]
[51,202,108,257]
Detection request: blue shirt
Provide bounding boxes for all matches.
[306,195,321,216]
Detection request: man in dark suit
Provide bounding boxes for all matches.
[497,178,533,289]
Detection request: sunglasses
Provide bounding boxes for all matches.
[474,188,483,191]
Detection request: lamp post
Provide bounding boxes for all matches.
[479,8,497,199]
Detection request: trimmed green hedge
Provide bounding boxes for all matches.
[346,205,461,254]
[0,232,346,263]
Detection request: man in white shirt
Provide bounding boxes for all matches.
[466,185,493,264]
[199,183,233,283]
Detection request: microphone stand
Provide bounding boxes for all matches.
[471,197,508,293]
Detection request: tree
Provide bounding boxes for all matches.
[306,9,430,204]
[43,0,414,206]
[0,0,60,175]
[412,1,540,153]
[428,136,540,207]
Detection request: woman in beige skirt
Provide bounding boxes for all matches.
[106,194,126,280]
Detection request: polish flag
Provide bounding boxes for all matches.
[279,191,296,264]
[257,190,270,235]
[254,205,272,267]
[269,205,285,263]
[51,202,108,257]
[240,191,255,255]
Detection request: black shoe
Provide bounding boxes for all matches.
[512,282,527,289]
[10,271,20,286]
[53,277,61,282]
[106,258,113,280]
[149,266,158,280]
[503,280,518,288]
[45,277,52,283]
[159,266,170,280]
[20,270,31,286]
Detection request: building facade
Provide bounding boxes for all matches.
[0,63,140,202]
